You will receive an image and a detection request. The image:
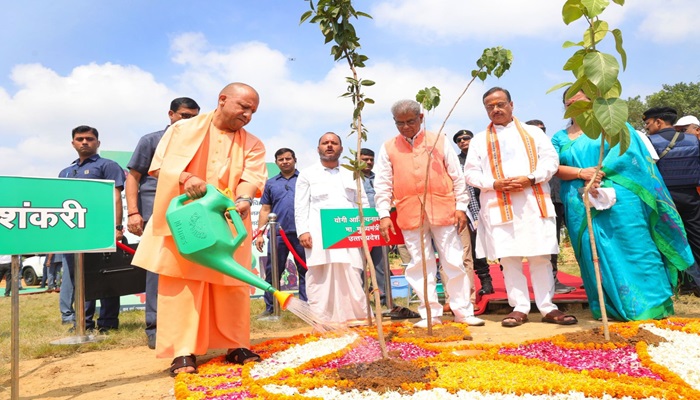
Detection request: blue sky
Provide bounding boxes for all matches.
[1,0,699,177]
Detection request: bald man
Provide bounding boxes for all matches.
[133,83,268,376]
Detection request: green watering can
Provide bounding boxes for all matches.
[165,184,292,309]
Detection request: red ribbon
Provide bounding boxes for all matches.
[278,228,308,270]
[116,241,136,255]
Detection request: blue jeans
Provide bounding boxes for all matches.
[59,261,75,323]
[145,270,158,336]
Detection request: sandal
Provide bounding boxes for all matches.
[169,354,197,377]
[542,310,578,325]
[389,306,420,320]
[225,348,262,365]
[501,311,528,327]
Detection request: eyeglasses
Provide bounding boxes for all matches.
[485,101,510,112]
[456,136,471,142]
[394,117,420,127]
[177,112,198,119]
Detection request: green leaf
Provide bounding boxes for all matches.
[361,79,375,87]
[583,52,619,94]
[602,80,622,98]
[562,0,584,24]
[300,10,313,24]
[576,110,603,139]
[612,29,627,70]
[612,0,624,5]
[566,76,589,99]
[563,50,586,71]
[617,123,630,154]
[562,40,583,48]
[581,0,609,18]
[477,71,487,81]
[546,82,573,94]
[564,99,592,119]
[356,11,373,19]
[416,87,441,111]
[364,98,375,104]
[583,20,608,47]
[592,97,628,141]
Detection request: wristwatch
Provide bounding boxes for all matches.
[116,225,124,230]
[527,174,536,185]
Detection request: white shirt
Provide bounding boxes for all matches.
[294,162,368,266]
[374,130,469,219]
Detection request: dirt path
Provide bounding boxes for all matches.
[4,308,596,400]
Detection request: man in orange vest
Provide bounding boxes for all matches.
[464,87,578,328]
[375,99,485,328]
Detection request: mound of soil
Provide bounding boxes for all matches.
[335,357,435,393]
[562,327,666,346]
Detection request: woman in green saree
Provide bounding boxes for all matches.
[551,91,693,321]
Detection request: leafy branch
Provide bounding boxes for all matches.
[414,47,512,333]
[301,0,388,358]
[548,0,628,340]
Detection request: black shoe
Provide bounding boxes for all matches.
[554,280,575,294]
[147,334,156,349]
[257,310,273,318]
[478,280,494,295]
[97,326,116,334]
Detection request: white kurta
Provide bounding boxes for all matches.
[373,131,475,321]
[294,163,369,323]
[464,121,559,259]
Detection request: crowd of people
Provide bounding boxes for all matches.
[25,82,698,378]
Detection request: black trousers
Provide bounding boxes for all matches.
[669,187,700,266]
[550,202,565,273]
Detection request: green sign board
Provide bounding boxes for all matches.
[320,208,404,249]
[0,176,116,255]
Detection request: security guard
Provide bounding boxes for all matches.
[644,107,700,293]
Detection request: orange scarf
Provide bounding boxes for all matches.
[486,117,548,222]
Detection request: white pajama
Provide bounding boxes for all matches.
[501,255,557,316]
[306,259,368,323]
[403,222,475,321]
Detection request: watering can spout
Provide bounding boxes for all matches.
[165,184,290,308]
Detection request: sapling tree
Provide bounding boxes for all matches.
[548,0,629,340]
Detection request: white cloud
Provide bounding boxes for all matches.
[0,31,494,178]
[370,0,567,43]
[628,0,700,43]
[0,62,178,177]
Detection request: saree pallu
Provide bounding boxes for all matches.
[552,123,693,321]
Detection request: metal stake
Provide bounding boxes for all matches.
[260,213,281,321]
[381,246,393,309]
[10,255,20,400]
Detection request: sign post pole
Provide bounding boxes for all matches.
[10,255,20,400]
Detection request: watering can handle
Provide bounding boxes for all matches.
[227,207,249,249]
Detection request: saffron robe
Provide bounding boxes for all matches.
[133,110,267,357]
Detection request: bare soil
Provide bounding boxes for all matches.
[4,306,595,400]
